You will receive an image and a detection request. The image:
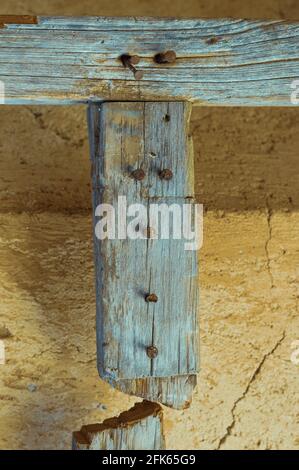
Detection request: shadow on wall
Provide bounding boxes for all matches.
[0,104,298,449]
[0,210,98,449]
[0,106,298,213]
[191,107,299,212]
[0,0,299,20]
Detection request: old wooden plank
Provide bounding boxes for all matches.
[73,401,165,450]
[89,101,198,408]
[0,16,298,105]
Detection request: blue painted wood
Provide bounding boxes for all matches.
[73,401,165,450]
[0,16,298,105]
[116,375,197,409]
[88,102,198,408]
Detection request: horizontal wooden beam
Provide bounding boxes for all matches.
[0,16,298,106]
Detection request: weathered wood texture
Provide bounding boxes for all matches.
[89,101,198,408]
[73,401,165,450]
[115,375,197,410]
[0,16,298,106]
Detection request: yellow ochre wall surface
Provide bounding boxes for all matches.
[0,0,298,450]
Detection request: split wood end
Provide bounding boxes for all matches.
[73,400,165,450]
[115,375,197,410]
[0,15,38,28]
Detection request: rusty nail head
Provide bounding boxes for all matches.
[159,169,173,180]
[206,37,221,45]
[155,50,176,64]
[133,69,144,80]
[145,293,158,303]
[129,55,140,65]
[131,168,145,181]
[146,345,158,359]
[121,54,140,66]
[121,54,143,80]
[145,227,156,239]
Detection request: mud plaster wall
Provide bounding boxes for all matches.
[0,0,298,450]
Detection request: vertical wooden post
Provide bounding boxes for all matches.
[73,401,165,450]
[88,102,199,410]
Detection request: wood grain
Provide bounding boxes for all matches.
[89,101,198,408]
[73,401,165,450]
[115,375,197,409]
[0,16,298,105]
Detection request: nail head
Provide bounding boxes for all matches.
[146,345,158,359]
[145,226,156,238]
[159,169,173,180]
[130,55,141,65]
[134,70,144,80]
[155,50,176,64]
[131,168,145,181]
[145,293,158,303]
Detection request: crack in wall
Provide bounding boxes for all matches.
[25,107,71,143]
[265,197,274,289]
[296,295,299,314]
[217,330,286,449]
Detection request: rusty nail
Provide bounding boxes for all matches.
[121,54,143,80]
[146,345,158,359]
[145,293,158,303]
[129,55,140,65]
[206,37,221,45]
[145,226,156,239]
[154,50,176,64]
[131,168,145,181]
[159,169,173,180]
[133,69,144,80]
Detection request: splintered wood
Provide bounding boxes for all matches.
[73,401,165,450]
[0,15,37,27]
[88,102,199,409]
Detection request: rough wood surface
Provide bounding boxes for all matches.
[0,16,298,105]
[73,400,165,450]
[0,15,37,27]
[115,375,197,409]
[89,101,198,408]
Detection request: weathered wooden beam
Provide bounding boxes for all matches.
[0,16,298,106]
[89,101,199,409]
[73,401,165,450]
[115,375,197,410]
